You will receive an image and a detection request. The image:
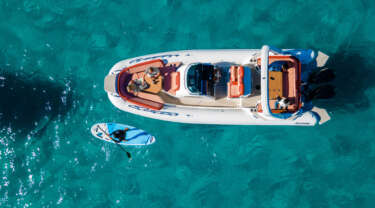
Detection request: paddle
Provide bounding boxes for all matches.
[97,126,132,159]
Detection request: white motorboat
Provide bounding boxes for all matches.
[104,45,331,126]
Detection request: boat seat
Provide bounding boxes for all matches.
[117,59,165,110]
[137,91,164,103]
[227,66,244,98]
[118,71,164,110]
[243,66,252,96]
[162,70,180,95]
[169,72,180,95]
[201,80,208,95]
[284,67,296,98]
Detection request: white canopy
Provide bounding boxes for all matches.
[260,45,272,117]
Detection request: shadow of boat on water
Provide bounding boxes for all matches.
[310,48,375,113]
[0,70,74,137]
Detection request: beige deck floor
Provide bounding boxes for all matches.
[159,92,261,108]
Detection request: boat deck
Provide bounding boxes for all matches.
[157,66,261,108]
[116,61,263,109]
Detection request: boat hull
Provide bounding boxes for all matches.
[108,94,318,126]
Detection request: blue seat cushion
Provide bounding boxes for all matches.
[201,80,207,95]
[243,67,252,95]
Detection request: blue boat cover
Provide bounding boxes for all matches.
[243,67,252,96]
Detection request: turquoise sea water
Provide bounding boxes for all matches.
[1,0,375,207]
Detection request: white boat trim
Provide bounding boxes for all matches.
[260,45,272,117]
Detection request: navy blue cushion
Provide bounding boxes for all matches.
[201,80,207,95]
[243,67,252,95]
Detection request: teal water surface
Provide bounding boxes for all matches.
[1,0,375,207]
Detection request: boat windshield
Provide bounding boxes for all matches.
[186,64,214,94]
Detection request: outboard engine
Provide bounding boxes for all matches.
[304,67,336,101]
[305,84,335,101]
[308,68,335,84]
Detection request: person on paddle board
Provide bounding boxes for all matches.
[110,128,129,143]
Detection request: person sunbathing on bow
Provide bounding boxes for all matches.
[145,67,161,83]
[127,79,149,93]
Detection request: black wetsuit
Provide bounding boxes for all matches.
[110,129,127,143]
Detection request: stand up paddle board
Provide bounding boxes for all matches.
[91,123,156,146]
